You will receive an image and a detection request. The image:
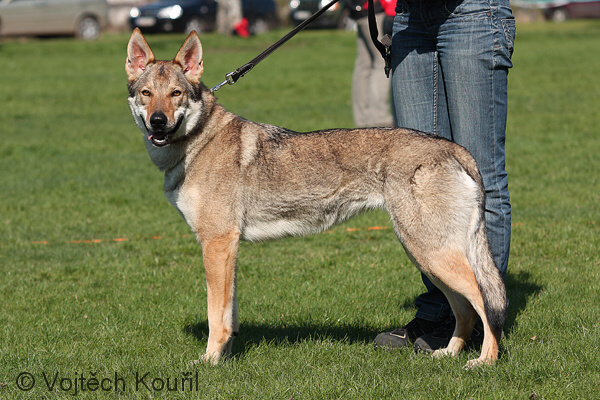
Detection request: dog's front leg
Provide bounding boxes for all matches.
[200,230,240,365]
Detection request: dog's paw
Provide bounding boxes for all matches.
[463,356,495,369]
[432,348,453,359]
[189,353,220,366]
[203,352,221,366]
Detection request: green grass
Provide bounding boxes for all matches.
[0,20,599,399]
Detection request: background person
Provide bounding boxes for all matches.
[348,0,396,128]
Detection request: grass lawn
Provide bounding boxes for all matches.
[1,20,599,399]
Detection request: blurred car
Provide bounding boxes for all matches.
[543,0,600,20]
[129,0,278,34]
[0,0,108,40]
[289,0,351,29]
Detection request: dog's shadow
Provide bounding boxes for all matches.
[183,320,384,358]
[503,269,543,335]
[183,270,542,358]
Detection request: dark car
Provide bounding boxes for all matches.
[130,0,278,34]
[543,0,600,20]
[289,0,351,29]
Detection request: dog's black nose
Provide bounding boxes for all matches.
[150,112,168,130]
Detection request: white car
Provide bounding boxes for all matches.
[0,0,109,40]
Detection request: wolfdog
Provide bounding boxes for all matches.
[126,28,506,367]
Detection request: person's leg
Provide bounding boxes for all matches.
[353,15,394,127]
[366,13,394,127]
[352,17,373,128]
[375,0,515,351]
[390,8,438,134]
[435,0,514,277]
[390,2,454,323]
[413,0,515,352]
[374,3,453,350]
[375,24,453,344]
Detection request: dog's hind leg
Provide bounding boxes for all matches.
[418,251,481,356]
[200,230,240,365]
[421,249,502,367]
[431,286,478,358]
[386,155,506,367]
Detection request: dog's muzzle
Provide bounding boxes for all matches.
[147,112,183,147]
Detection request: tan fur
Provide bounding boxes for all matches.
[201,230,240,364]
[125,29,507,368]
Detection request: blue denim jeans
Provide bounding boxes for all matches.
[391,0,515,322]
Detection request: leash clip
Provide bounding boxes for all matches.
[210,72,237,93]
[210,80,228,93]
[210,68,250,93]
[226,71,237,85]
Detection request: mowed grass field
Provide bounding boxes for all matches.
[1,20,599,399]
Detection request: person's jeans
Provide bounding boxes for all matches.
[391,0,515,322]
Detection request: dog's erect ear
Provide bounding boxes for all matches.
[126,28,155,82]
[174,31,204,85]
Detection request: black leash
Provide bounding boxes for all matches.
[210,0,392,92]
[367,0,392,77]
[211,0,342,92]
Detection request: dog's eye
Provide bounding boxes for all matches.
[172,90,182,97]
[141,90,151,96]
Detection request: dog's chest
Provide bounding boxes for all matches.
[166,184,201,233]
[162,162,195,224]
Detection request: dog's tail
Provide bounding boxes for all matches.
[469,215,507,335]
[452,145,507,334]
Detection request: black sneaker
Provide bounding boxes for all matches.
[413,318,485,353]
[413,317,455,353]
[373,318,440,349]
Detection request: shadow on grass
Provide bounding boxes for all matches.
[183,319,394,356]
[504,269,544,336]
[183,269,542,357]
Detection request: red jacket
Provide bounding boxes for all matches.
[349,0,395,18]
[379,0,396,16]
